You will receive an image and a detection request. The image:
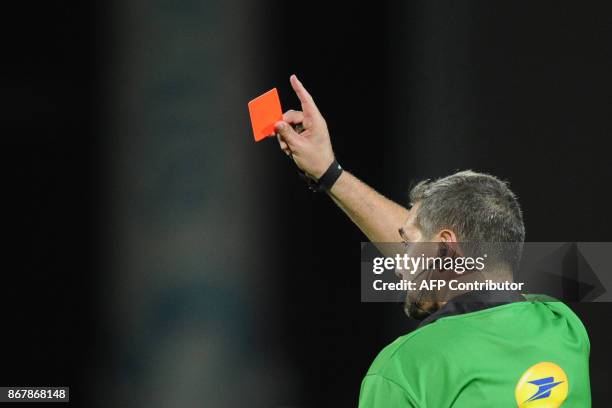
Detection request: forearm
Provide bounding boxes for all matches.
[328,171,409,243]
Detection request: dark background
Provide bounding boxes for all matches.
[1,1,610,406]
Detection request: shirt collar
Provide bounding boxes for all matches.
[417,290,525,328]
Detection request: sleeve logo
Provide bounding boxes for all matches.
[515,362,568,407]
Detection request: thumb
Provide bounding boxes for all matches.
[274,121,300,147]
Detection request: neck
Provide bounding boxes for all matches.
[435,265,514,303]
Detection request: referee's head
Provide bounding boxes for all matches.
[398,170,525,318]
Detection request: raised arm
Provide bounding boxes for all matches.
[274,75,409,243]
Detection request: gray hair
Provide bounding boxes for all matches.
[409,170,525,271]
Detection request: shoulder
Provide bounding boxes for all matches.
[522,294,590,349]
[366,301,551,376]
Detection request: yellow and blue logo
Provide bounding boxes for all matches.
[515,362,568,407]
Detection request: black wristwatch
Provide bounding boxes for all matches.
[298,159,343,192]
[288,124,343,192]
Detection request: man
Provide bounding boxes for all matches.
[274,75,591,407]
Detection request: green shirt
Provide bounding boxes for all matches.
[359,296,590,407]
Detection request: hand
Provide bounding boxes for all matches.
[275,75,335,180]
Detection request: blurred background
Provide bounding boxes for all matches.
[1,0,611,406]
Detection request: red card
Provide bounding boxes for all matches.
[248,88,283,142]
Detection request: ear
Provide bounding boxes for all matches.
[436,229,458,243]
[436,229,462,258]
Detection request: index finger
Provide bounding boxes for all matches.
[290,74,320,117]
